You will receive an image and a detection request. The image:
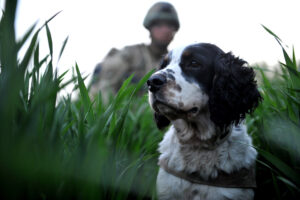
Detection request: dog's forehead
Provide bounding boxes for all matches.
[164,44,191,74]
[169,45,187,64]
[168,43,223,62]
[167,43,208,64]
[161,44,196,76]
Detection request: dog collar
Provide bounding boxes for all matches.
[159,159,256,189]
[199,128,231,150]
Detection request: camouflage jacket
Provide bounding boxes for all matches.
[89,43,166,100]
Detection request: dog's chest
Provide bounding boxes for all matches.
[157,167,224,200]
[157,167,207,199]
[157,128,256,200]
[158,128,221,178]
[180,145,220,175]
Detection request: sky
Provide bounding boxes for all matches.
[1,0,300,91]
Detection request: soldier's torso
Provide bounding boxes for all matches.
[90,43,167,98]
[122,44,163,83]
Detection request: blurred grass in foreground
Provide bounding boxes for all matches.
[1,0,300,199]
[0,1,161,199]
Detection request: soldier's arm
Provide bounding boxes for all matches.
[89,48,132,100]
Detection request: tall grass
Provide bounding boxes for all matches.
[248,26,300,200]
[0,1,161,199]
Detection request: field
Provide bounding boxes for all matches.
[1,1,299,199]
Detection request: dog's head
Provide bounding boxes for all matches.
[147,43,261,131]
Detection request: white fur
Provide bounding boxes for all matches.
[157,124,257,200]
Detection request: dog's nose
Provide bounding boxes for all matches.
[147,74,167,92]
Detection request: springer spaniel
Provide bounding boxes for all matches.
[147,43,261,200]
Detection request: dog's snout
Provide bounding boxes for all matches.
[147,74,167,92]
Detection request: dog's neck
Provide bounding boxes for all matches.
[160,114,232,179]
[172,112,230,149]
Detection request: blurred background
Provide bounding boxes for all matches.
[3,0,299,92]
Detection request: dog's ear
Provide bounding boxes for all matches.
[209,52,262,128]
[154,112,170,130]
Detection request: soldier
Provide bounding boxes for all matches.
[89,2,180,100]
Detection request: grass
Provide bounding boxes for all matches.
[1,0,300,199]
[0,1,161,199]
[248,26,300,200]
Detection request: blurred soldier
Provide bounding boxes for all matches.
[89,2,180,100]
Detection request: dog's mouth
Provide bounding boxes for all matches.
[152,97,200,119]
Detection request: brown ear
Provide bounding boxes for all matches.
[154,112,170,130]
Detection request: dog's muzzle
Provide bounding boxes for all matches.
[147,74,167,92]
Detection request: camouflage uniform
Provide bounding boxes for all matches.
[89,44,166,99]
[89,2,179,100]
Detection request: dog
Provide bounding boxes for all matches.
[147,43,261,200]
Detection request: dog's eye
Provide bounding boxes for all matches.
[188,60,201,68]
[159,57,170,70]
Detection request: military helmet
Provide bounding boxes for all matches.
[143,2,180,31]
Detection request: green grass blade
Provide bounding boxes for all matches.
[271,172,281,200]
[282,90,300,106]
[292,46,297,66]
[59,76,77,90]
[132,69,154,96]
[75,63,94,123]
[58,36,68,62]
[19,30,39,73]
[115,74,134,101]
[44,10,62,25]
[16,22,37,51]
[58,70,69,81]
[258,148,300,186]
[0,0,20,134]
[262,24,282,45]
[33,43,39,70]
[45,23,53,58]
[277,176,300,192]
